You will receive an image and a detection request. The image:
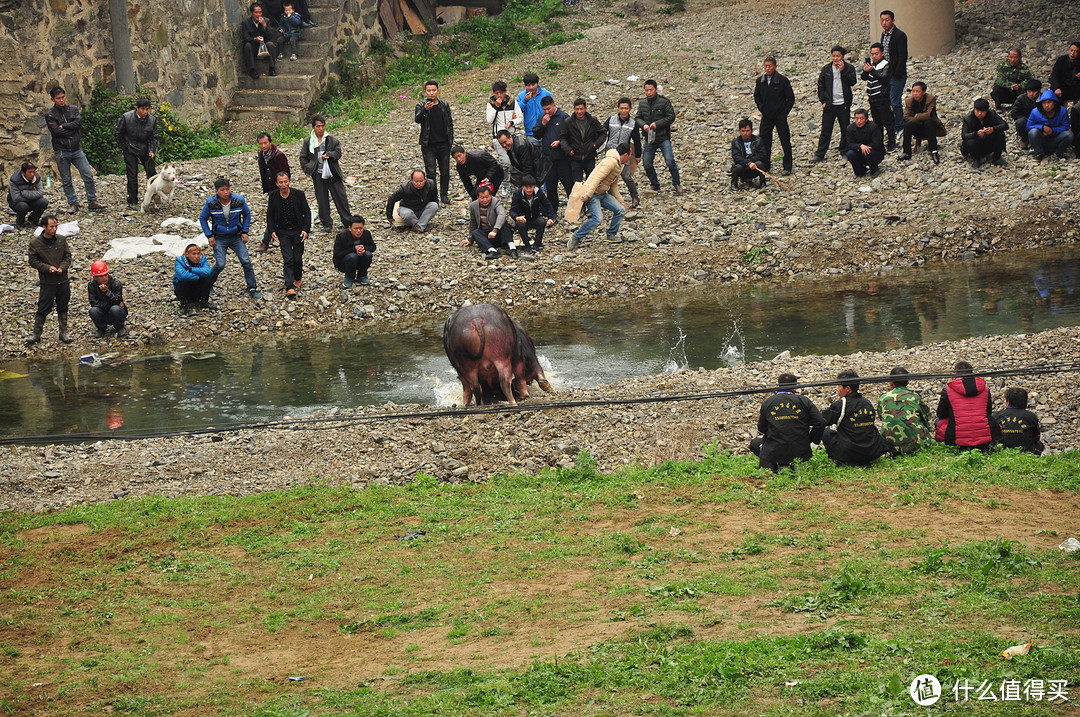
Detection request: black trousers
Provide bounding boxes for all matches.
[844,147,884,176]
[543,159,574,212]
[243,40,277,70]
[1014,117,1029,143]
[11,198,49,227]
[568,156,596,185]
[514,216,548,249]
[991,85,1022,108]
[278,229,305,288]
[961,133,1006,160]
[311,175,351,229]
[470,226,513,254]
[174,277,212,305]
[759,112,792,169]
[902,121,938,154]
[868,98,895,146]
[730,163,763,185]
[36,282,71,318]
[421,144,451,199]
[340,251,373,280]
[124,152,156,203]
[817,104,850,156]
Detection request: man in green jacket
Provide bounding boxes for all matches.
[27,216,73,345]
[635,80,683,195]
[877,366,931,454]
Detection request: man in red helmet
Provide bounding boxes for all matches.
[87,260,128,339]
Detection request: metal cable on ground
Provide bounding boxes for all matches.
[3,362,1078,446]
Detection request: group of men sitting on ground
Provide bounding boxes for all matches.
[750,362,1044,471]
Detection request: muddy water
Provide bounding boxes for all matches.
[2,247,1077,439]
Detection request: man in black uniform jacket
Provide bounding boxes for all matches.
[992,387,1044,455]
[819,370,890,466]
[749,373,826,472]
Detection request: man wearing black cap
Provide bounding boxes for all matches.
[961,98,1008,168]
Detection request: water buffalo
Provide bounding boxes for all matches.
[443,304,553,406]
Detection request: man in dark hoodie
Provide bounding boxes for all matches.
[560,98,606,185]
[935,360,1001,449]
[27,216,72,345]
[1010,79,1042,150]
[819,370,890,466]
[255,131,291,252]
[993,387,1044,455]
[749,372,826,472]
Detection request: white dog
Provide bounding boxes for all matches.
[141,164,177,213]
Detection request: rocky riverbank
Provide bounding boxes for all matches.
[2,0,1078,363]
[1,325,1077,513]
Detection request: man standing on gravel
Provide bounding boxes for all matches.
[534,96,572,212]
[200,178,262,302]
[27,215,73,345]
[754,57,795,175]
[45,87,106,214]
[265,172,311,299]
[113,97,159,208]
[255,131,291,253]
[861,43,896,151]
[415,80,454,204]
[517,73,552,149]
[636,80,683,195]
[604,98,643,208]
[300,115,352,233]
[812,46,857,163]
[879,10,908,139]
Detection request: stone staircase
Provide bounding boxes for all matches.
[225,0,346,124]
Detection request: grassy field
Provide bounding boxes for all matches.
[1,446,1079,715]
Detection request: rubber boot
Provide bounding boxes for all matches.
[57,312,73,344]
[26,315,45,345]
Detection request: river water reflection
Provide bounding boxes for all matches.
[2,247,1077,439]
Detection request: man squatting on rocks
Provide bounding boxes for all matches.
[386,169,439,233]
[333,217,376,288]
[508,175,555,253]
[173,243,214,316]
[461,182,517,260]
[7,161,48,230]
[26,216,73,345]
[452,145,504,200]
[87,260,128,339]
[730,118,769,190]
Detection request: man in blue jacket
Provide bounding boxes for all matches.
[1027,90,1074,161]
[199,178,262,301]
[173,243,215,315]
[516,72,552,148]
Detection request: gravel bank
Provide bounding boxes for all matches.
[2,0,1078,362]
[1,326,1077,513]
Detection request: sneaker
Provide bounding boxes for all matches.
[290,54,297,61]
[95,328,106,339]
[992,156,1008,167]
[186,306,198,317]
[567,235,581,250]
[969,158,982,169]
[485,250,499,260]
[931,150,940,165]
[603,235,623,243]
[869,166,881,177]
[343,277,354,288]
[286,288,297,299]
[277,53,284,59]
[249,289,263,300]
[117,328,128,338]
[886,143,897,153]
[88,201,107,211]
[359,276,371,286]
[729,179,738,191]
[898,153,912,161]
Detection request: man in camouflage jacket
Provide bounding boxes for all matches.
[876,366,931,454]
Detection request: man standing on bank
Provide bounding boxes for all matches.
[636,80,683,195]
[879,9,908,140]
[200,178,262,302]
[812,46,858,162]
[113,97,159,207]
[45,87,106,214]
[300,115,352,233]
[27,216,72,345]
[415,80,455,205]
[753,57,795,175]
[265,172,311,299]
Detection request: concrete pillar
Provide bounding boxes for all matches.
[109,0,136,93]
[869,0,955,57]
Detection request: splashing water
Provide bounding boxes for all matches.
[718,320,746,367]
[663,321,689,374]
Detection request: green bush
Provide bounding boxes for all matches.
[81,83,230,175]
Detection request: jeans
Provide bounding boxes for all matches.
[89,305,127,330]
[514,216,548,249]
[421,144,451,199]
[209,233,257,291]
[124,151,156,203]
[1028,129,1074,157]
[54,148,97,205]
[340,251,373,280]
[642,138,681,188]
[758,112,792,170]
[889,76,906,135]
[844,147,884,176]
[573,192,625,239]
[278,229,305,289]
[398,202,439,230]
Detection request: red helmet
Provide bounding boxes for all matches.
[90,260,109,277]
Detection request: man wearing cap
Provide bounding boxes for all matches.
[961,98,1008,168]
[88,261,128,338]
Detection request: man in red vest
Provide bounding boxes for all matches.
[935,361,1002,449]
